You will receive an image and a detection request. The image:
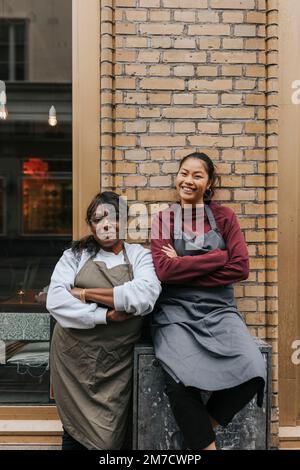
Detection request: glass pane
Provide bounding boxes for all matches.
[0,0,72,405]
[22,173,72,235]
[14,22,26,44]
[15,44,25,62]
[0,19,27,81]
[0,340,50,404]
[0,21,9,43]
[15,62,25,80]
[0,44,9,61]
[0,62,9,80]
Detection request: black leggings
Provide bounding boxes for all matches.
[163,369,263,450]
[62,429,87,450]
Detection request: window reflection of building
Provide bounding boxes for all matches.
[0,176,5,234]
[0,19,27,81]
[0,340,50,404]
[0,0,72,405]
[22,158,72,235]
[0,0,72,83]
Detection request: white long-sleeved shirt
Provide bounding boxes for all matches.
[46,242,162,329]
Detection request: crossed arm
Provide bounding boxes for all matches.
[47,246,162,328]
[71,247,161,315]
[71,287,114,308]
[69,287,125,322]
[151,209,249,287]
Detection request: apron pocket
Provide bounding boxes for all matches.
[95,346,119,374]
[60,340,95,386]
[91,345,132,393]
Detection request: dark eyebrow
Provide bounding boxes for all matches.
[180,167,204,175]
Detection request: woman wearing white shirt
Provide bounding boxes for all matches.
[47,191,161,450]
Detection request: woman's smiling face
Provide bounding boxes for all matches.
[176,157,211,206]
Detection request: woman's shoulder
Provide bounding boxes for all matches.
[209,201,235,220]
[208,202,238,234]
[60,246,84,266]
[124,242,150,257]
[124,242,156,270]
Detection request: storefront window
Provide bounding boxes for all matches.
[0,0,72,404]
[0,177,5,234]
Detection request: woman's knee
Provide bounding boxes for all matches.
[206,377,264,427]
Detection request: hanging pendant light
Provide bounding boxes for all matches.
[0,81,8,121]
[47,1,58,128]
[48,105,57,126]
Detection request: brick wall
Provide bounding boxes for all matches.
[266,0,278,446]
[100,0,279,447]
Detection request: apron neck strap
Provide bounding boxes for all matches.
[174,203,218,234]
[204,204,218,231]
[122,243,130,264]
[122,243,134,281]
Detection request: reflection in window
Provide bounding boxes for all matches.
[0,340,50,403]
[0,19,27,81]
[0,177,4,234]
[22,159,72,235]
[0,0,72,405]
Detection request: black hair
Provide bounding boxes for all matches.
[71,191,127,256]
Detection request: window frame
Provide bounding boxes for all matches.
[72,0,100,240]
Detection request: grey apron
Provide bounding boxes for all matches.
[151,204,266,406]
[50,245,142,450]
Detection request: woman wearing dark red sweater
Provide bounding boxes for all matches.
[150,152,266,451]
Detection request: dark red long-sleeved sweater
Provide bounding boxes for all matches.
[150,202,249,288]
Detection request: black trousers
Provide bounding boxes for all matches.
[61,429,87,450]
[163,369,263,450]
[61,416,133,450]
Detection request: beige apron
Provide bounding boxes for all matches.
[50,245,142,450]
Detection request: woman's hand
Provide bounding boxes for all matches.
[106,309,134,323]
[161,243,178,258]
